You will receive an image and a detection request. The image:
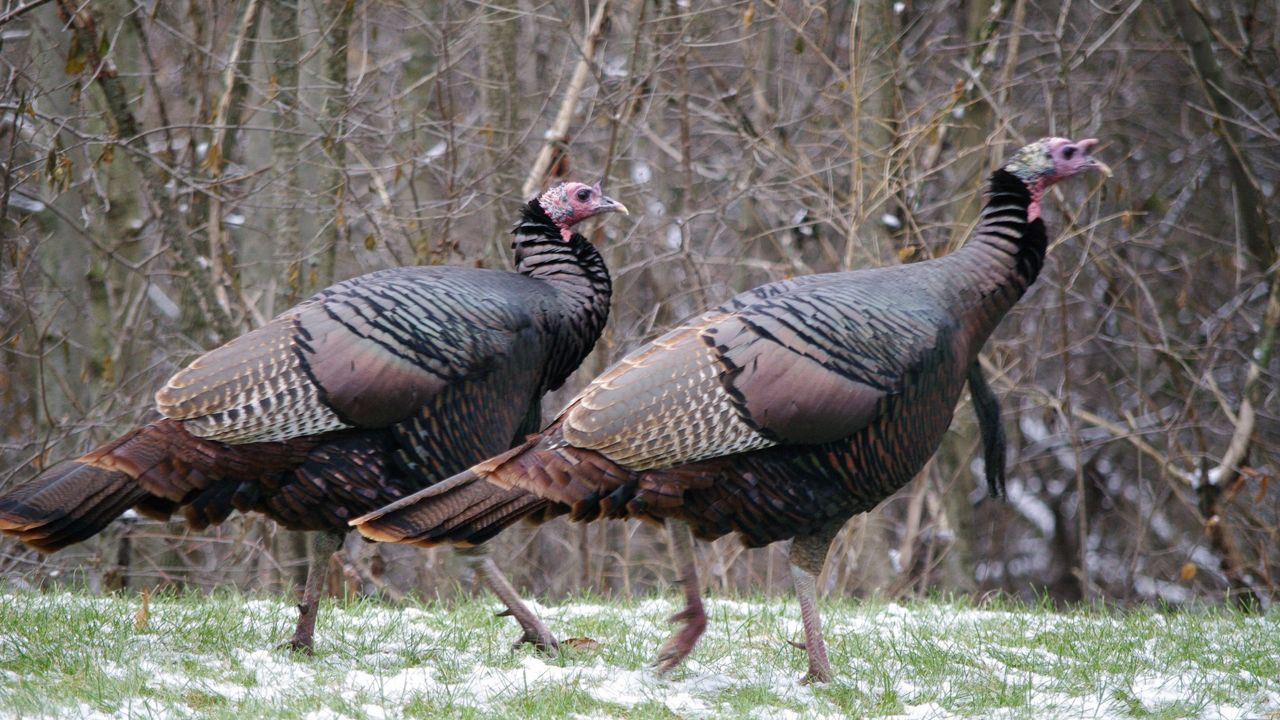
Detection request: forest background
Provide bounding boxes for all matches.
[0,0,1276,613]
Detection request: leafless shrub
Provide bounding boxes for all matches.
[0,0,1275,610]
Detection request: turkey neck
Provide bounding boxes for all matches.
[944,167,1048,343]
[512,200,613,390]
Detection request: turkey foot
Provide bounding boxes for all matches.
[281,600,318,655]
[654,587,707,674]
[655,519,706,675]
[460,545,559,655]
[280,531,344,655]
[495,605,560,653]
[790,533,835,684]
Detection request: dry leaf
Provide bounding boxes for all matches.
[65,33,87,76]
[135,587,151,631]
[562,637,600,651]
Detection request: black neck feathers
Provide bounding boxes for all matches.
[514,198,558,237]
[510,202,611,289]
[510,199,613,393]
[979,169,1046,286]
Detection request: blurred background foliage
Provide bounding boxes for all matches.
[0,0,1276,612]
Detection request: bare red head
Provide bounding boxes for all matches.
[537,182,629,240]
[1003,137,1110,221]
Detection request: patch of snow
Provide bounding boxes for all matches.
[1006,481,1056,537]
[4,594,1278,720]
[884,701,949,719]
[418,142,447,165]
[304,710,354,720]
[664,223,683,250]
[1132,574,1192,604]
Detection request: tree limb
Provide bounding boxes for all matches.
[521,0,612,199]
[1168,0,1279,489]
[205,0,262,327]
[55,0,235,340]
[0,0,52,28]
[1168,0,1274,272]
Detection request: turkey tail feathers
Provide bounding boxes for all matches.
[351,464,546,547]
[0,461,148,552]
[351,467,482,529]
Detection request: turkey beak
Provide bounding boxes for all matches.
[600,195,629,216]
[1076,138,1112,178]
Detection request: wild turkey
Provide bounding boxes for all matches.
[0,181,628,652]
[354,138,1109,681]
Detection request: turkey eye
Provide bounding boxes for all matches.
[575,188,592,201]
[1062,146,1077,159]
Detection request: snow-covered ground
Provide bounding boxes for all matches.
[0,592,1275,719]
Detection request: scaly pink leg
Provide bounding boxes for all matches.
[655,519,707,674]
[285,531,345,654]
[788,530,837,683]
[790,563,833,683]
[457,544,559,653]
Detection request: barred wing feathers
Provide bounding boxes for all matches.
[158,267,542,444]
[562,310,775,471]
[561,270,951,474]
[712,273,952,445]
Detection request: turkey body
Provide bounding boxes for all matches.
[610,257,1005,547]
[151,265,587,535]
[0,183,626,651]
[355,139,1109,681]
[362,169,1040,547]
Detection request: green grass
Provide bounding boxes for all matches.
[0,589,1275,719]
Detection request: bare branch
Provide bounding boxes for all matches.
[521,0,612,198]
[0,0,52,28]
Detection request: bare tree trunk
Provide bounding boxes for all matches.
[521,0,612,199]
[1166,0,1273,274]
[319,0,354,290]
[944,0,1017,249]
[270,0,304,304]
[843,0,902,270]
[483,0,521,250]
[55,0,234,342]
[205,0,262,328]
[1166,0,1277,610]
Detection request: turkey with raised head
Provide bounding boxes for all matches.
[355,138,1109,681]
[0,181,628,653]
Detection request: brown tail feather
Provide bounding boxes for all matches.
[457,492,550,545]
[0,461,148,552]
[353,432,636,547]
[352,468,546,546]
[349,438,540,533]
[0,419,213,552]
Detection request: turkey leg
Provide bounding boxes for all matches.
[789,528,838,683]
[456,544,558,653]
[286,530,345,653]
[655,518,708,674]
